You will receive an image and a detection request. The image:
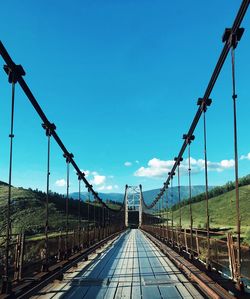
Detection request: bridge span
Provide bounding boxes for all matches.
[32,229,204,299]
[0,0,250,297]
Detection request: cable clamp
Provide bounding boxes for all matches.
[63,152,74,163]
[42,122,56,136]
[222,28,244,49]
[183,134,195,144]
[77,171,85,180]
[3,64,25,83]
[174,156,183,165]
[168,171,175,178]
[197,98,212,112]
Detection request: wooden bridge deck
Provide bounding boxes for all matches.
[33,229,204,299]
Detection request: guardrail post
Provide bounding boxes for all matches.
[184,228,188,252]
[14,234,21,281]
[195,230,200,258]
[14,233,25,282]
[57,230,63,261]
[227,232,237,281]
[18,233,25,281]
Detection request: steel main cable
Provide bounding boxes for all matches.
[0,43,125,213]
[0,2,248,214]
[139,0,249,210]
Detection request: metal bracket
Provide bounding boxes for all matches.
[42,122,56,136]
[174,156,183,165]
[63,152,74,163]
[3,64,25,83]
[222,27,244,49]
[77,171,85,180]
[183,134,195,144]
[197,98,212,112]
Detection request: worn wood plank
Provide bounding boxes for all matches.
[32,230,204,299]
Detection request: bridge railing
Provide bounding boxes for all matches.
[0,222,123,286]
[141,224,250,282]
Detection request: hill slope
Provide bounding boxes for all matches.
[0,182,213,235]
[70,185,214,207]
[70,191,124,202]
[0,182,109,235]
[142,185,214,207]
[171,184,250,244]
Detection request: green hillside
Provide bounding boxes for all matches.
[170,184,250,244]
[0,182,119,236]
[0,184,70,235]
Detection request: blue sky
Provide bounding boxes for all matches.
[0,0,250,195]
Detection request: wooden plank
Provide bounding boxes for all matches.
[33,230,206,298]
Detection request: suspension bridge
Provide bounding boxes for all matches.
[0,0,250,298]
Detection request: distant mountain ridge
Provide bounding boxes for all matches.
[70,185,214,207]
[69,191,124,202]
[142,185,214,207]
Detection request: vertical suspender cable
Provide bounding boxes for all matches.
[107,208,109,236]
[177,164,181,229]
[87,188,90,246]
[170,176,174,244]
[230,32,242,288]
[188,142,193,259]
[177,161,183,251]
[197,96,212,267]
[203,108,211,269]
[42,123,53,271]
[98,198,101,240]
[78,175,81,249]
[65,157,70,257]
[93,195,96,237]
[163,190,166,239]
[166,188,169,239]
[3,72,16,293]
[158,198,160,226]
[161,195,163,225]
[45,130,50,269]
[102,202,104,237]
[176,157,183,247]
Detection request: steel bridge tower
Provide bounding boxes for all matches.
[124,185,142,228]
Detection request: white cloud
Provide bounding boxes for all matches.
[135,160,139,164]
[134,158,174,178]
[240,152,250,160]
[124,161,132,167]
[98,185,113,191]
[55,179,67,187]
[134,157,235,178]
[220,159,235,168]
[114,185,119,189]
[91,175,106,186]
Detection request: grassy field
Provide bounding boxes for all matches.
[165,185,250,245]
[0,182,121,236]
